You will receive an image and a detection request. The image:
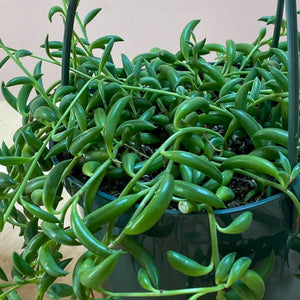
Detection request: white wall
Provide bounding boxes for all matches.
[0,0,298,86]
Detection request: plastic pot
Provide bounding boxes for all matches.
[64,175,300,300]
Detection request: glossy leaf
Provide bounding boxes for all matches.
[90,35,123,51]
[0,172,15,189]
[0,55,9,68]
[48,6,65,22]
[180,19,201,61]
[255,250,275,281]
[46,283,73,299]
[217,212,253,234]
[240,270,265,300]
[137,268,157,292]
[226,257,252,287]
[167,250,213,277]
[6,76,34,87]
[174,180,226,208]
[1,82,17,110]
[0,156,32,166]
[215,252,237,284]
[43,159,71,212]
[0,266,8,281]
[15,49,32,59]
[84,8,102,28]
[79,251,122,289]
[221,155,283,185]
[279,152,291,175]
[162,151,222,184]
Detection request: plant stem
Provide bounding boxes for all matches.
[3,77,96,223]
[101,284,225,298]
[0,39,58,114]
[232,168,300,216]
[121,84,187,99]
[58,158,112,217]
[205,206,220,266]
[249,92,287,108]
[110,183,158,247]
[119,127,222,198]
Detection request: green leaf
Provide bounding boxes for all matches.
[1,82,17,110]
[255,250,275,281]
[15,49,32,59]
[221,154,283,185]
[277,170,290,187]
[33,61,44,91]
[48,6,65,22]
[137,268,157,292]
[231,280,255,300]
[90,35,123,51]
[0,156,33,166]
[0,266,8,281]
[180,19,201,61]
[17,84,33,116]
[0,172,15,189]
[84,8,102,28]
[0,55,9,68]
[40,40,63,50]
[6,76,33,87]
[167,250,213,277]
[258,15,276,24]
[215,252,236,284]
[46,283,73,299]
[53,85,76,103]
[0,211,3,232]
[226,257,252,287]
[8,291,22,300]
[279,152,291,175]
[41,35,60,61]
[12,252,35,277]
[217,212,253,234]
[291,163,300,180]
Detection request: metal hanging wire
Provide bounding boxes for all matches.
[61,0,79,86]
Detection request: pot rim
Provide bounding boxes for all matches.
[65,172,289,216]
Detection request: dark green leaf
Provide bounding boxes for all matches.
[0,211,3,232]
[1,82,17,110]
[8,291,22,300]
[83,8,102,28]
[279,152,291,175]
[15,49,32,59]
[6,77,33,87]
[291,163,300,180]
[0,156,33,166]
[0,172,15,189]
[180,19,201,61]
[0,55,9,68]
[255,250,275,281]
[40,40,63,50]
[0,266,8,281]
[90,35,123,51]
[46,283,73,299]
[48,6,65,22]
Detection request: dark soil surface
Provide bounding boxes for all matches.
[58,131,268,210]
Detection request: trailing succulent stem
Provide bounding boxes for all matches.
[0,1,299,299]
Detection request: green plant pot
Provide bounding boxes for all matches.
[63,175,300,300]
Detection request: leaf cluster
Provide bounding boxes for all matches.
[0,2,299,299]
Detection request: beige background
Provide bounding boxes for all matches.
[0,0,299,299]
[0,0,292,86]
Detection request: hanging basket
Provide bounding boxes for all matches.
[59,0,300,299]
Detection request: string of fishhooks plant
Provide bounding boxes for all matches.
[0,0,299,299]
